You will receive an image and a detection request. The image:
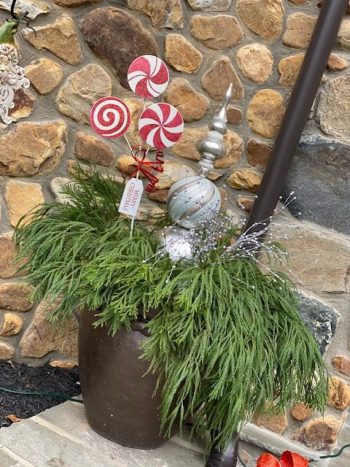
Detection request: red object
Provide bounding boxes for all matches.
[139,103,184,149]
[257,453,281,467]
[257,451,309,467]
[281,451,309,467]
[90,97,131,139]
[128,55,169,99]
[128,148,165,193]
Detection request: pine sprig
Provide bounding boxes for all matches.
[15,167,328,451]
[143,258,327,449]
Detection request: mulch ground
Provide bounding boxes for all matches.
[0,361,80,428]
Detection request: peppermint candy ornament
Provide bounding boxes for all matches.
[139,103,184,149]
[128,55,169,99]
[90,97,131,139]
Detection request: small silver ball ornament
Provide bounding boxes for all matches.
[167,176,221,230]
[158,226,193,262]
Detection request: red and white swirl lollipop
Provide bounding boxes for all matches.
[128,55,169,99]
[90,97,131,139]
[139,103,184,149]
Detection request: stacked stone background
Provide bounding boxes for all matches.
[0,0,349,460]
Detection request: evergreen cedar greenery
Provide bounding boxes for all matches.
[15,168,328,450]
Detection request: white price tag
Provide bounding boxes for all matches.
[119,178,144,218]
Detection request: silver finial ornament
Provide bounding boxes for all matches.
[199,83,233,176]
[167,85,233,229]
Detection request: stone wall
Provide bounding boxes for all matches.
[0,0,349,460]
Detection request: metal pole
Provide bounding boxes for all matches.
[244,0,348,235]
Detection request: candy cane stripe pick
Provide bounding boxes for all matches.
[139,103,184,149]
[128,55,169,99]
[90,97,131,139]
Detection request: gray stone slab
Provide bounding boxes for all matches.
[0,446,34,467]
[0,419,125,467]
[0,401,203,467]
[283,136,350,235]
[34,401,203,466]
[0,448,19,467]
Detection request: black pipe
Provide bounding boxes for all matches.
[244,0,348,235]
[206,436,239,467]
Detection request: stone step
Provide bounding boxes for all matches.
[0,445,34,467]
[0,401,203,467]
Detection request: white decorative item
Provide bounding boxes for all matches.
[119,178,144,237]
[139,102,184,149]
[158,226,193,262]
[90,96,131,139]
[127,55,169,99]
[0,43,30,124]
[167,176,221,229]
[119,178,144,218]
[199,83,233,175]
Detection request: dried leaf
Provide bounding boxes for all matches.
[5,414,22,423]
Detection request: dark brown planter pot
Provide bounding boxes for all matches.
[78,309,167,449]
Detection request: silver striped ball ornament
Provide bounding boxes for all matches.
[167,176,221,229]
